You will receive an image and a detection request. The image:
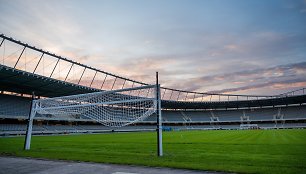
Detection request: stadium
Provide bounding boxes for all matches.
[1,1,306,174]
[0,34,306,173]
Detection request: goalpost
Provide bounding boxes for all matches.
[24,73,163,156]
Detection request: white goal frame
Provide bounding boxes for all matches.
[24,74,163,156]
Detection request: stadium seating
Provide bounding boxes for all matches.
[0,93,306,135]
[0,94,30,117]
[282,107,306,119]
[214,110,241,122]
[181,111,211,122]
[162,111,185,122]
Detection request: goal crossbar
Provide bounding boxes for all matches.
[38,84,156,102]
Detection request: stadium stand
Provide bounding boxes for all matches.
[0,94,30,118]
[181,111,211,122]
[1,91,306,136]
[1,89,306,136]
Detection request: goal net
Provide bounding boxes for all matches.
[24,84,162,155]
[31,85,157,127]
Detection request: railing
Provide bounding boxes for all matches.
[277,88,306,97]
[0,34,305,102]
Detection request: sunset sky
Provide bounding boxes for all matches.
[0,0,306,95]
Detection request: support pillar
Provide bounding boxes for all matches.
[156,72,163,157]
[24,92,36,150]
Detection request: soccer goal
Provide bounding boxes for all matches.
[24,74,163,156]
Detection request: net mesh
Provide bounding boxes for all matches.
[31,85,157,127]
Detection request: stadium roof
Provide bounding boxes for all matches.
[0,65,99,97]
[1,64,306,109]
[162,95,306,110]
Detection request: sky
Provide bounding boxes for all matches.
[0,0,306,95]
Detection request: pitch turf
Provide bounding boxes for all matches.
[0,129,306,174]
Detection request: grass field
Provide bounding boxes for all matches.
[0,129,306,174]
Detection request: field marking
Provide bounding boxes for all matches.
[112,172,139,174]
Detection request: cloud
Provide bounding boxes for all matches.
[163,61,306,94]
[207,79,306,94]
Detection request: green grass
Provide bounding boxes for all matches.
[1,129,306,174]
